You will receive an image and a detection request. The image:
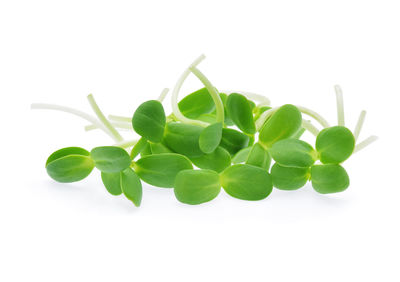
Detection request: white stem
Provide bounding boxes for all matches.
[221,90,271,105]
[114,139,139,148]
[255,107,278,131]
[31,103,116,140]
[170,54,209,127]
[108,115,131,123]
[296,105,330,128]
[157,88,169,102]
[354,135,378,153]
[335,85,345,126]
[353,110,366,142]
[302,120,319,136]
[87,94,123,142]
[85,122,133,132]
[189,66,224,123]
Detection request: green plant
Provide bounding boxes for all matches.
[32,55,377,206]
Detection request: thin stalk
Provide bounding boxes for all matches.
[353,135,378,153]
[85,122,133,132]
[302,120,319,136]
[157,88,169,102]
[255,108,277,131]
[87,94,123,142]
[296,106,330,128]
[114,139,139,149]
[189,66,224,123]
[170,54,209,127]
[108,115,131,123]
[31,103,115,140]
[293,127,306,139]
[353,110,366,142]
[335,85,345,126]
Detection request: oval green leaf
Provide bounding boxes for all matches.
[220,128,250,156]
[226,93,256,134]
[46,147,94,183]
[164,122,204,158]
[311,164,350,194]
[220,164,273,201]
[232,147,252,164]
[133,153,193,188]
[246,143,271,169]
[316,126,355,164]
[132,100,166,143]
[269,139,317,168]
[101,172,122,195]
[178,88,215,119]
[190,146,231,173]
[174,169,221,205]
[91,146,131,173]
[199,122,222,154]
[271,163,310,190]
[259,104,302,148]
[120,168,142,206]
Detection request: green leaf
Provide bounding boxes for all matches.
[316,126,355,164]
[46,147,94,183]
[164,122,204,158]
[254,106,272,121]
[178,88,215,119]
[120,168,142,206]
[91,146,131,173]
[174,169,221,205]
[245,143,271,169]
[259,104,302,148]
[271,163,310,190]
[220,164,273,201]
[133,153,193,188]
[199,122,222,154]
[211,93,234,126]
[197,113,218,124]
[190,146,231,173]
[226,93,256,134]
[269,139,317,168]
[101,172,122,195]
[140,142,152,157]
[132,100,166,143]
[311,164,350,194]
[150,142,173,154]
[231,147,252,164]
[220,128,250,156]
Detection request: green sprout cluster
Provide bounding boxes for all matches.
[32,55,377,206]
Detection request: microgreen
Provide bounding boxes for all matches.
[46,147,94,183]
[174,169,221,205]
[33,55,377,206]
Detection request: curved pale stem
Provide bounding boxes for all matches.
[354,135,378,153]
[170,54,208,127]
[157,88,169,102]
[31,103,116,141]
[87,94,123,142]
[335,85,345,126]
[255,107,277,131]
[296,106,330,128]
[189,66,224,123]
[302,120,319,136]
[221,90,271,106]
[353,110,366,141]
[85,122,133,132]
[108,115,131,123]
[114,139,139,148]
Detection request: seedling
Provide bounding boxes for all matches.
[32,55,377,206]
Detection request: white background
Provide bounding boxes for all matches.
[0,0,399,281]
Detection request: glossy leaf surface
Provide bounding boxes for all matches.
[164,122,204,158]
[199,122,222,154]
[226,93,256,134]
[220,164,273,201]
[246,143,271,169]
[316,126,355,164]
[271,163,309,190]
[269,139,317,168]
[231,147,252,164]
[91,146,131,173]
[311,164,350,194]
[178,88,215,118]
[174,169,221,205]
[132,100,166,143]
[120,168,142,206]
[190,146,231,173]
[133,153,193,188]
[101,172,122,195]
[259,104,302,148]
[220,128,250,156]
